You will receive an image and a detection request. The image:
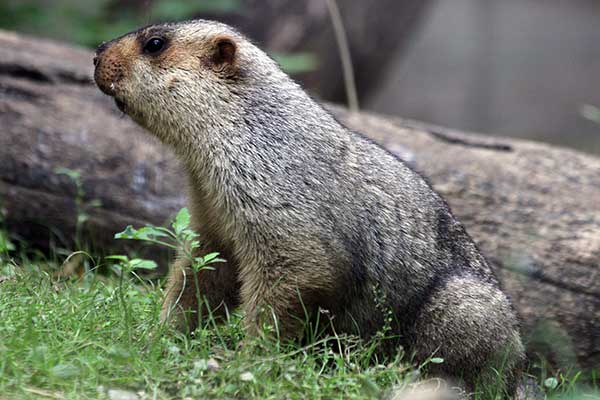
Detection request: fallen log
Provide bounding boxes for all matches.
[0,30,598,371]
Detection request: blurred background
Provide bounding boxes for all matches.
[2,0,599,154]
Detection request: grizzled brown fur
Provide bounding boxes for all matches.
[94,19,526,393]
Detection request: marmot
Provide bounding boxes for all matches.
[94,20,526,393]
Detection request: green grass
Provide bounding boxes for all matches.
[0,258,413,399]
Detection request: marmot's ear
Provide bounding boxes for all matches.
[210,36,237,75]
[213,37,236,64]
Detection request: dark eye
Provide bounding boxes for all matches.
[143,37,165,54]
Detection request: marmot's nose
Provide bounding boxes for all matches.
[93,38,129,97]
[94,54,123,96]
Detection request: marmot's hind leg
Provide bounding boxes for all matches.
[410,273,525,395]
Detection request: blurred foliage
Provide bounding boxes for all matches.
[152,0,241,20]
[0,0,316,73]
[0,0,240,48]
[581,104,600,126]
[272,52,319,75]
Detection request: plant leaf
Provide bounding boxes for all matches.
[129,259,158,270]
[105,255,129,262]
[115,225,169,240]
[172,208,190,235]
[135,226,170,239]
[114,225,137,239]
[203,252,221,263]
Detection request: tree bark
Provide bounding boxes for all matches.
[1,31,599,371]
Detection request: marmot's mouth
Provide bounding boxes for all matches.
[114,98,127,113]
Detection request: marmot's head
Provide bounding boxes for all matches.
[93,20,284,143]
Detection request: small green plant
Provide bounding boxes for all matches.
[55,167,101,249]
[114,207,225,330]
[361,284,401,365]
[0,218,14,257]
[0,206,16,277]
[105,255,157,342]
[0,229,14,255]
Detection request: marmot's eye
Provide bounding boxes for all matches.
[143,37,165,54]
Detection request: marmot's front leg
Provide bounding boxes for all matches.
[239,260,334,341]
[161,251,240,333]
[240,278,307,340]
